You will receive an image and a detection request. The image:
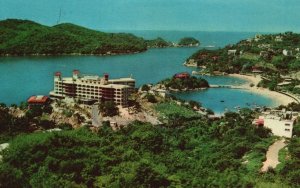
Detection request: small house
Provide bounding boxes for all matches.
[173,72,190,79]
[27,95,50,108]
[252,66,263,74]
[228,49,237,56]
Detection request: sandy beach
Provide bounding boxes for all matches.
[229,74,298,106]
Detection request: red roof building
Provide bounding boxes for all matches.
[27,95,50,106]
[173,72,190,79]
[255,119,264,126]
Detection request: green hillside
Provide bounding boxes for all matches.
[187,32,300,74]
[0,19,147,55]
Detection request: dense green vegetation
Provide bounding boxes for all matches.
[0,19,148,55]
[178,37,199,46]
[154,102,200,119]
[0,110,289,187]
[160,76,209,90]
[98,101,119,117]
[1,99,300,187]
[0,103,54,143]
[145,37,172,48]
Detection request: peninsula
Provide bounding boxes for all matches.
[0,19,200,56]
[0,19,148,56]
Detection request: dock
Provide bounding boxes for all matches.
[210,85,245,89]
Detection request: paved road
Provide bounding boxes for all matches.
[91,105,102,127]
[261,139,286,172]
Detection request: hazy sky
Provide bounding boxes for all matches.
[1,0,300,32]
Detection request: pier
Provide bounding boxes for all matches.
[210,85,245,89]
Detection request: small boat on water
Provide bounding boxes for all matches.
[220,100,225,102]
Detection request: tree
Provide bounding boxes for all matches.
[189,100,201,109]
[133,161,170,187]
[98,101,119,117]
[141,84,150,91]
[146,94,157,103]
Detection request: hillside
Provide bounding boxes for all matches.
[0,19,147,56]
[186,32,300,74]
[1,100,300,187]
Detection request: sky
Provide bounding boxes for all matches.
[0,0,300,32]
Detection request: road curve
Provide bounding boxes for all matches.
[261,139,286,172]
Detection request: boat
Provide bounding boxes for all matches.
[234,106,240,109]
[192,70,206,75]
[220,100,225,102]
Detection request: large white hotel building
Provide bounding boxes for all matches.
[49,70,135,107]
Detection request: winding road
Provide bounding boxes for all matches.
[261,139,286,172]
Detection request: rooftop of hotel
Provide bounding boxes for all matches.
[258,109,299,121]
[100,84,130,89]
[109,77,135,82]
[55,70,134,82]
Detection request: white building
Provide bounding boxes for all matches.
[283,49,292,56]
[50,70,135,107]
[254,110,298,138]
[275,35,283,42]
[228,49,237,56]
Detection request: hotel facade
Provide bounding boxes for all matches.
[254,109,299,138]
[50,70,135,107]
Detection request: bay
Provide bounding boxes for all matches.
[0,31,276,113]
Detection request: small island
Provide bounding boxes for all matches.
[178,37,200,47]
[159,72,209,91]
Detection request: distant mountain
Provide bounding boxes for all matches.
[0,19,148,56]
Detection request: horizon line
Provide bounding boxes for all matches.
[1,18,297,34]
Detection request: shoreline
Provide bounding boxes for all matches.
[229,73,298,106]
[0,45,199,58]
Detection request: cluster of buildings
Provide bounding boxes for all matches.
[47,70,135,107]
[254,109,299,138]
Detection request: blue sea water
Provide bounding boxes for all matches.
[173,89,273,115]
[0,31,275,113]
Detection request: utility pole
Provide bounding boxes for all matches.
[57,8,62,24]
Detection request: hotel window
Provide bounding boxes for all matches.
[285,129,290,131]
[285,123,290,126]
